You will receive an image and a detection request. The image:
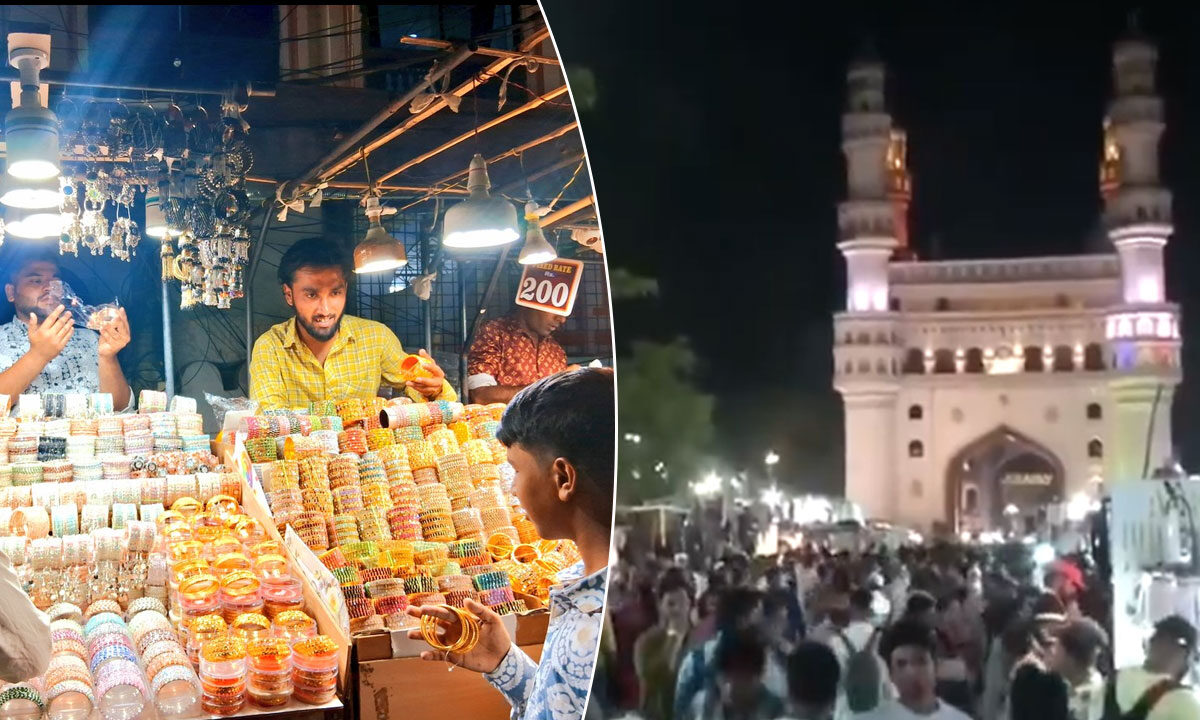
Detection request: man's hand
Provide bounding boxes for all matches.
[405,599,513,673]
[407,348,447,400]
[97,308,131,359]
[27,306,73,364]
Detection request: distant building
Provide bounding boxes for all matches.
[832,32,1180,534]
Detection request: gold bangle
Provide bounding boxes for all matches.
[220,570,261,598]
[180,573,219,601]
[420,604,480,655]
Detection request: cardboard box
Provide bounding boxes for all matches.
[357,644,545,720]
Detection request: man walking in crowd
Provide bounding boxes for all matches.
[1048,618,1108,720]
[784,642,841,720]
[861,619,972,720]
[1105,615,1200,720]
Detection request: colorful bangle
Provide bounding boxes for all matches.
[89,644,140,675]
[46,680,94,705]
[0,685,45,711]
[151,663,201,697]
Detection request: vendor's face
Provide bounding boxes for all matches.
[508,442,573,540]
[283,266,346,342]
[6,261,61,321]
[522,307,567,339]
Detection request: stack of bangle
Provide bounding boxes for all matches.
[298,457,329,490]
[331,514,361,547]
[366,428,394,452]
[419,512,455,543]
[355,509,390,544]
[335,399,367,427]
[292,513,329,552]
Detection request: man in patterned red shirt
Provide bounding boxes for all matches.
[466,305,577,404]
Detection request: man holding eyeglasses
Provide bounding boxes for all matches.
[1103,615,1200,720]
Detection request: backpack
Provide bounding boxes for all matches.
[1101,676,1182,720]
[836,627,883,713]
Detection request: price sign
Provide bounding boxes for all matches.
[515,258,584,317]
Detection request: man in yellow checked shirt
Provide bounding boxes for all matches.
[249,237,457,410]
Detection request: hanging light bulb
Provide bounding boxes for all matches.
[5,33,59,180]
[518,201,557,265]
[0,174,59,208]
[354,195,408,273]
[442,153,518,248]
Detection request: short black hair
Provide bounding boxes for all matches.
[763,588,792,618]
[850,588,874,612]
[656,568,693,599]
[787,641,840,708]
[276,237,351,285]
[1056,618,1109,667]
[879,619,938,664]
[716,631,766,676]
[497,368,614,526]
[4,246,60,286]
[716,587,763,631]
[1009,664,1070,720]
[905,591,936,618]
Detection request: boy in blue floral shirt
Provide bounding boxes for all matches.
[408,368,614,720]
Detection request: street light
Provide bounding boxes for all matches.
[623,433,642,444]
[765,451,780,466]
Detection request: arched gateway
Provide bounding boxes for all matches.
[945,426,1065,534]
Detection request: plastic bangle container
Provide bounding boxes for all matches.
[247,638,293,708]
[290,636,338,705]
[95,659,148,720]
[46,680,94,720]
[199,638,247,716]
[261,576,305,619]
[271,611,318,646]
[150,663,201,718]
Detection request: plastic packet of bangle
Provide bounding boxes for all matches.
[45,280,121,330]
[205,394,260,429]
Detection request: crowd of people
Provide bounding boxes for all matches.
[588,528,1200,720]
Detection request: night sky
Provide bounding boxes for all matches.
[541,2,1200,493]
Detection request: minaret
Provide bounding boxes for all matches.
[1102,27,1180,485]
[838,50,899,311]
[833,48,903,523]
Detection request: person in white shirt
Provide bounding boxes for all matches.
[855,619,972,720]
[1105,615,1200,720]
[0,550,51,682]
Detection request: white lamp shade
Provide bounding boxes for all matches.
[518,203,557,264]
[145,194,169,238]
[6,210,61,238]
[5,104,59,180]
[354,221,408,273]
[442,154,518,248]
[0,174,59,209]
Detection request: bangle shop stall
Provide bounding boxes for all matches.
[0,5,608,720]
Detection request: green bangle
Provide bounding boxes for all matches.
[0,685,45,711]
